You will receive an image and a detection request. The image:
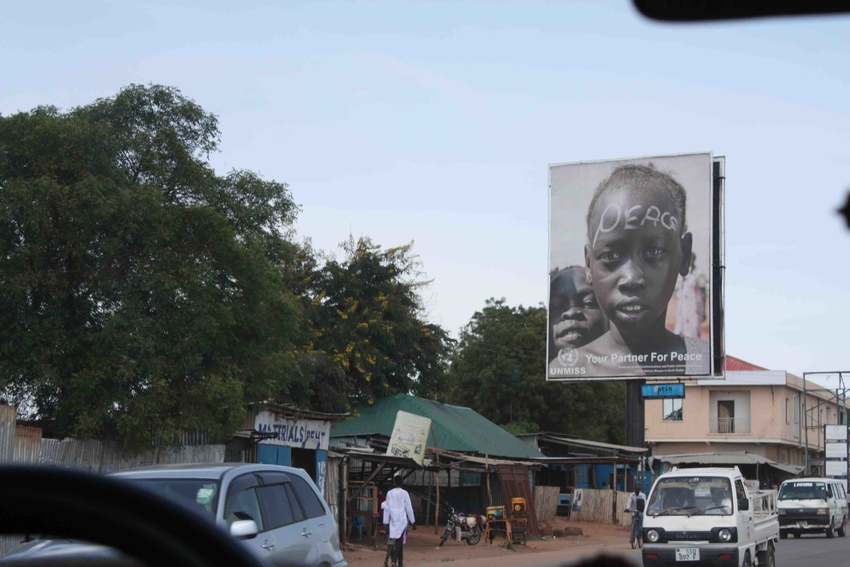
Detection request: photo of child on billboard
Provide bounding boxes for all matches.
[548,154,713,379]
[547,266,608,375]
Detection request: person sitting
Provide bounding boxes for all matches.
[706,487,732,514]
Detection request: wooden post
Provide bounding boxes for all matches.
[425,470,433,526]
[486,454,492,507]
[433,432,441,534]
[434,470,440,534]
[612,464,618,523]
[341,459,349,545]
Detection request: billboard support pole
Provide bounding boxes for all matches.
[626,380,646,449]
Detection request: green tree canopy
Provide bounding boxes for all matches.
[447,298,625,444]
[501,420,540,436]
[291,237,453,413]
[0,85,304,448]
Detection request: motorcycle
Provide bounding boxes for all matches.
[438,507,485,546]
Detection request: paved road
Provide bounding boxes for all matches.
[777,532,850,566]
[534,549,641,567]
[421,533,850,567]
[534,532,850,566]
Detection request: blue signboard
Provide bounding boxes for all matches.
[641,383,685,400]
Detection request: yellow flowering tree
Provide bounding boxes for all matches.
[290,236,452,413]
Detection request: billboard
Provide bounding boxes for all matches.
[387,410,432,466]
[548,153,720,380]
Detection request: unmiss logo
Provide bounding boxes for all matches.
[558,346,579,367]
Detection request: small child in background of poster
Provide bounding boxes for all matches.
[548,266,608,376]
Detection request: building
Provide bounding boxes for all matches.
[225,402,348,501]
[330,393,544,460]
[646,356,848,477]
[330,394,546,540]
[517,432,651,493]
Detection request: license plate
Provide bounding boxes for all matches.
[675,548,700,561]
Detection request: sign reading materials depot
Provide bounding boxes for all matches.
[387,410,432,466]
[254,410,331,450]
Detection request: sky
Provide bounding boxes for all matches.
[3,1,850,379]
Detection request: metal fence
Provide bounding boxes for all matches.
[0,405,15,462]
[0,404,225,556]
[710,417,752,434]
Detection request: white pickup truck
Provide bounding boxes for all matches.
[641,467,779,567]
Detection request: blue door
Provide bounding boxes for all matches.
[257,444,291,466]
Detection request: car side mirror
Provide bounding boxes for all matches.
[738,498,749,511]
[230,519,259,539]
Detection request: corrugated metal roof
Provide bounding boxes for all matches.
[248,402,350,421]
[657,451,803,475]
[725,356,767,372]
[330,394,545,460]
[331,447,422,468]
[522,433,648,455]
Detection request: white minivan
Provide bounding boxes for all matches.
[778,477,849,539]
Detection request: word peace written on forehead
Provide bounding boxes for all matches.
[593,203,680,247]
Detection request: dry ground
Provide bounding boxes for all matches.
[342,517,640,567]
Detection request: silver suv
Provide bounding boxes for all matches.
[110,463,347,567]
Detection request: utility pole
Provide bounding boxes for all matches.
[803,372,849,475]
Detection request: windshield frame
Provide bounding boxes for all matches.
[647,475,735,517]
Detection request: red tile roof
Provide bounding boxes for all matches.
[725,355,767,372]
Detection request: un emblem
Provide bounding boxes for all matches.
[558,346,579,367]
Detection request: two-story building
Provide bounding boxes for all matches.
[646,356,847,478]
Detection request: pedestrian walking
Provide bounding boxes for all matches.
[383,475,416,567]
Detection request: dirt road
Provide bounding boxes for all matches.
[342,519,641,567]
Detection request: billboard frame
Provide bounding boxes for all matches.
[546,152,723,381]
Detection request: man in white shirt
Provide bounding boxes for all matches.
[383,475,416,567]
[624,485,647,547]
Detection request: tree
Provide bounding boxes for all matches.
[447,299,625,444]
[291,236,453,413]
[0,85,305,449]
[501,420,540,436]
